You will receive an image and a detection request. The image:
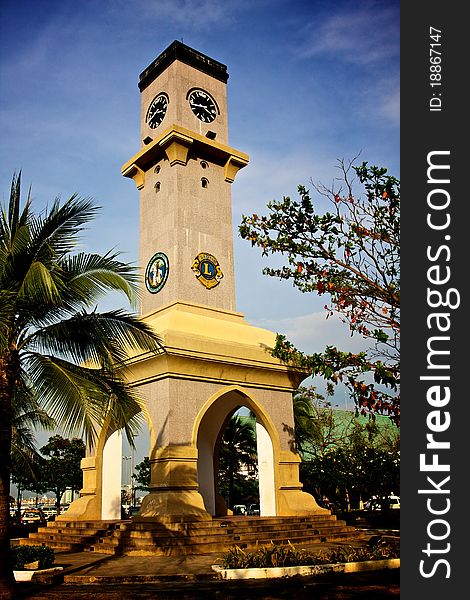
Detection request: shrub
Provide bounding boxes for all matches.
[219,541,318,569]
[218,537,399,569]
[11,545,55,570]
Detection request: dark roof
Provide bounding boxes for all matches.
[139,40,229,91]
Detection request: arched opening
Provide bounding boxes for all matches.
[101,430,122,519]
[194,387,277,517]
[215,408,259,515]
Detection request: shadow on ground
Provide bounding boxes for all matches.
[16,568,399,599]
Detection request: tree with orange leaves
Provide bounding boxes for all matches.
[240,159,400,425]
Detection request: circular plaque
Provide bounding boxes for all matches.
[145,252,169,293]
[191,252,223,289]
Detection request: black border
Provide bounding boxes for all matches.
[401,4,466,597]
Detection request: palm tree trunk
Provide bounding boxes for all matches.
[0,352,16,600]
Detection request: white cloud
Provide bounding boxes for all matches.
[124,0,245,29]
[251,310,370,355]
[233,148,337,217]
[299,3,399,66]
[376,84,400,124]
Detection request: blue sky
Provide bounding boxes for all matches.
[1,0,399,476]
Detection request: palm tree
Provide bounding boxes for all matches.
[10,394,55,517]
[0,174,163,599]
[217,414,258,509]
[292,387,327,456]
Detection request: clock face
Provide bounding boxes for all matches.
[146,93,168,129]
[188,90,217,123]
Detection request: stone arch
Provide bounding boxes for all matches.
[57,419,116,521]
[192,385,279,517]
[59,404,153,521]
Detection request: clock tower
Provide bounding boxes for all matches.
[65,40,325,523]
[122,41,248,316]
[59,41,331,524]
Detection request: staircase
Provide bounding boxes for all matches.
[19,520,122,553]
[20,514,360,556]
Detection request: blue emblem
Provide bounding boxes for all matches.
[191,252,223,289]
[145,252,169,293]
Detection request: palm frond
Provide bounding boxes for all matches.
[0,173,32,289]
[11,436,43,481]
[62,251,139,308]
[23,309,163,365]
[11,398,46,481]
[18,259,62,304]
[13,407,55,432]
[2,173,164,481]
[0,290,16,350]
[29,195,100,259]
[7,171,22,236]
[25,352,144,446]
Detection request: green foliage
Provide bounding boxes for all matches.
[40,435,85,510]
[0,173,163,586]
[1,173,164,446]
[11,453,47,514]
[11,545,55,570]
[292,387,399,510]
[301,445,399,512]
[134,456,150,491]
[218,541,315,569]
[240,160,400,424]
[292,387,335,456]
[217,415,258,507]
[314,537,400,564]
[218,537,399,569]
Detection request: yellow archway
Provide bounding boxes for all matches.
[193,385,279,516]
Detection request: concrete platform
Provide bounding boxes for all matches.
[19,514,360,556]
[58,550,220,584]
[15,532,397,585]
[14,545,400,599]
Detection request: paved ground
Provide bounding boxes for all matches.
[16,572,400,599]
[13,543,400,599]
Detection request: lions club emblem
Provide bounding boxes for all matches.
[191,252,223,289]
[145,252,169,293]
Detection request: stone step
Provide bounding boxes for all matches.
[116,519,347,538]
[34,526,113,537]
[26,519,350,547]
[96,526,356,548]
[134,515,339,529]
[107,522,351,542]
[20,516,358,557]
[23,532,113,546]
[49,515,338,532]
[19,538,85,552]
[56,514,337,528]
[30,516,344,540]
[31,519,124,532]
[89,530,361,557]
[134,515,339,530]
[22,522,353,549]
